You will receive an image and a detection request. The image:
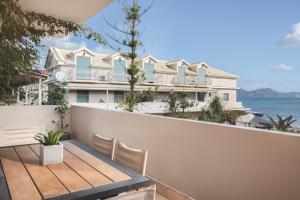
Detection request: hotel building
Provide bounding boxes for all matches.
[45,47,243,112]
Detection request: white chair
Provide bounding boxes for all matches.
[113,141,148,176]
[107,185,156,200]
[92,134,116,159]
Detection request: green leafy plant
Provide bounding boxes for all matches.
[34,131,64,146]
[178,92,194,113]
[268,115,296,132]
[165,91,194,119]
[0,0,105,105]
[167,90,178,114]
[136,87,158,103]
[198,96,242,124]
[47,82,70,131]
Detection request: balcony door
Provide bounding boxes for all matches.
[144,62,154,83]
[178,65,186,84]
[197,67,206,84]
[76,56,91,80]
[113,59,126,82]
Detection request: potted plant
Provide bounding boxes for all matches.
[34,131,64,165]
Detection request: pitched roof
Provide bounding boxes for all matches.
[47,47,238,78]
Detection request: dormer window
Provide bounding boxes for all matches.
[178,64,187,84]
[197,66,207,85]
[76,56,91,80]
[144,62,155,83]
[112,59,126,82]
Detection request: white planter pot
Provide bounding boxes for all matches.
[40,143,63,165]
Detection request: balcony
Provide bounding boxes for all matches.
[169,76,212,86]
[53,70,214,88]
[1,105,300,199]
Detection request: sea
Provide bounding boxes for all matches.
[238,97,300,125]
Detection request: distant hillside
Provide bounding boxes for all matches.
[238,88,300,98]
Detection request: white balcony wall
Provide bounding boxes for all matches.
[0,106,70,147]
[0,106,62,131]
[71,105,300,200]
[210,77,237,88]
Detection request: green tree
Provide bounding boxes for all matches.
[268,115,296,132]
[136,87,158,103]
[178,92,194,113]
[198,96,241,124]
[167,90,178,115]
[0,0,105,105]
[105,0,151,112]
[47,82,70,132]
[166,91,193,119]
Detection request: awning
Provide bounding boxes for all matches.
[18,0,113,25]
[12,70,48,87]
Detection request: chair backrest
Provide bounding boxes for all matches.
[107,185,156,200]
[92,134,116,159]
[113,141,148,176]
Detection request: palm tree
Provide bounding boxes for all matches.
[268,115,296,132]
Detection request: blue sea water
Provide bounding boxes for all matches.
[238,97,300,125]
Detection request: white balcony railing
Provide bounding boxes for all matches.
[71,101,210,114]
[58,69,212,86]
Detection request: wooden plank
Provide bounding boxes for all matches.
[63,141,131,182]
[14,145,69,199]
[30,145,92,193]
[63,149,112,187]
[0,147,42,200]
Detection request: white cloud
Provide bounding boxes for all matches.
[41,35,87,50]
[273,64,293,72]
[277,22,300,47]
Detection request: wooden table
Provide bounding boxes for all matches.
[0,140,152,200]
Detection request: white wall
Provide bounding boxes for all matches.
[211,77,237,88]
[71,105,300,200]
[0,105,71,147]
[0,105,61,131]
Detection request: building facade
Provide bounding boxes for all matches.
[45,47,243,112]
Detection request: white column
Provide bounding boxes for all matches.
[17,88,20,104]
[106,90,109,109]
[195,92,198,102]
[38,78,42,105]
[25,86,28,105]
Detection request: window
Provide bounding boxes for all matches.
[76,56,91,80]
[113,59,126,82]
[197,67,206,84]
[144,62,155,83]
[114,91,124,103]
[223,93,229,101]
[178,65,186,84]
[77,90,89,103]
[177,92,185,101]
[197,93,206,102]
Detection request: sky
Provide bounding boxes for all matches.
[41,0,300,92]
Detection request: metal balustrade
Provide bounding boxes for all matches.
[58,69,212,86]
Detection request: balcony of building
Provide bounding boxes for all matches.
[61,69,213,88]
